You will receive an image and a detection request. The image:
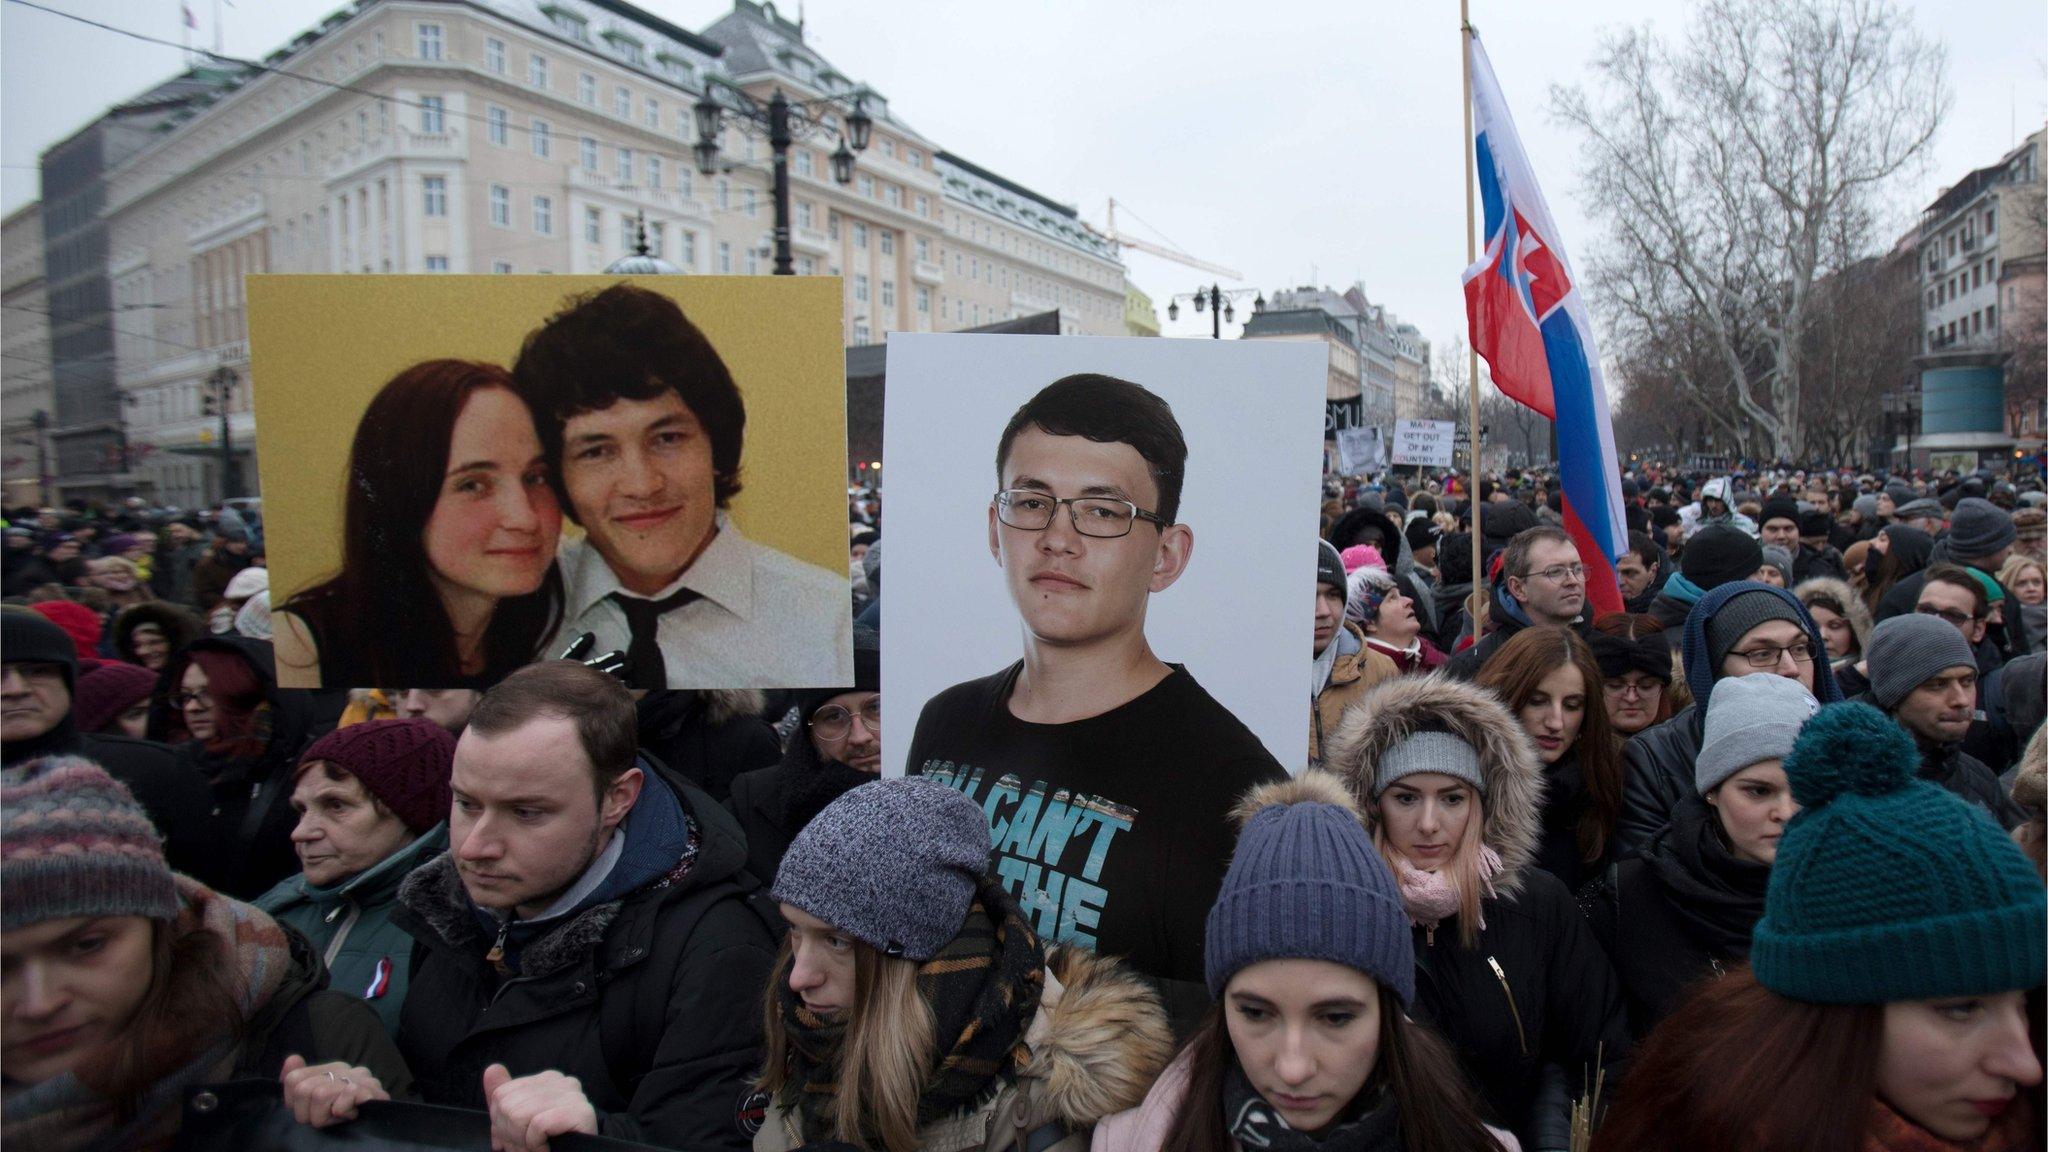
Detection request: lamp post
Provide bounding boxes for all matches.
[1165,284,1265,339]
[692,83,872,276]
[204,366,241,500]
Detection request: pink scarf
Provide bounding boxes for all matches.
[1388,845,1503,935]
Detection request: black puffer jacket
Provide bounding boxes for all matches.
[724,732,874,888]
[1325,676,1630,1151]
[1578,795,1768,1041]
[635,689,780,804]
[393,757,778,1150]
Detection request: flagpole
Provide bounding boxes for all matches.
[1461,0,1484,630]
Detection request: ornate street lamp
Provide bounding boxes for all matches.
[690,82,873,275]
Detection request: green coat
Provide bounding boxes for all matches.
[255,824,448,1037]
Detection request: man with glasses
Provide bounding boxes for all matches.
[907,374,1285,1029]
[1860,614,2021,827]
[1445,525,1591,680]
[1616,582,1844,856]
[727,627,881,885]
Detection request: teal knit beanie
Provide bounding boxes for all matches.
[1752,703,2046,1004]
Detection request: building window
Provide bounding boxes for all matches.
[533,195,554,234]
[487,105,508,146]
[907,147,922,168]
[682,231,696,265]
[881,280,895,307]
[678,169,692,197]
[530,119,551,158]
[854,222,868,248]
[880,231,894,256]
[854,274,869,302]
[794,150,813,178]
[745,188,758,217]
[416,23,443,60]
[646,155,662,190]
[916,236,930,262]
[422,175,447,216]
[621,214,637,250]
[885,185,901,208]
[746,248,759,275]
[581,137,598,171]
[529,54,549,88]
[550,9,588,40]
[585,206,602,243]
[881,138,895,159]
[645,97,660,128]
[425,255,449,271]
[419,95,445,133]
[916,195,929,218]
[854,320,870,345]
[617,147,633,182]
[493,260,513,274]
[917,285,930,313]
[718,241,732,273]
[490,184,510,226]
[797,201,814,230]
[615,86,632,118]
[484,37,505,72]
[858,174,875,198]
[648,222,664,257]
[717,179,730,209]
[579,73,597,105]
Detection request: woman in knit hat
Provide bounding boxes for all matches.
[0,756,411,1150]
[1795,576,1873,676]
[71,659,157,739]
[1587,613,1673,738]
[1593,703,2045,1152]
[1579,674,1816,1040]
[1475,626,1624,892]
[1348,564,1449,675]
[253,718,456,1037]
[751,777,1174,1152]
[1326,676,1628,1149]
[1093,773,1514,1152]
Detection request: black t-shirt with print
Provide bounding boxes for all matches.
[906,661,1287,987]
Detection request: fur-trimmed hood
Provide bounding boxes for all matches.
[1793,576,1872,657]
[1017,947,1176,1129]
[1323,674,1545,894]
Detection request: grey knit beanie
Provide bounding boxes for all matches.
[1695,675,1820,794]
[1884,480,1916,507]
[1704,587,1806,673]
[1205,775,1414,1004]
[1317,539,1346,591]
[770,777,990,960]
[1853,494,1880,521]
[1866,614,1977,712]
[1947,498,2016,559]
[1373,730,1486,798]
[2,756,180,930]
[1759,545,1795,586]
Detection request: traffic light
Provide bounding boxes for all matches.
[202,388,218,417]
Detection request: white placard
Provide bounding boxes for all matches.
[1392,418,1457,468]
[1335,426,1384,475]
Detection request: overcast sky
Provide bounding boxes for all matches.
[4,0,2043,358]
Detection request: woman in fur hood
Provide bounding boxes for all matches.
[1092,773,1516,1152]
[1792,577,1871,676]
[1325,675,1629,1151]
[755,777,1175,1152]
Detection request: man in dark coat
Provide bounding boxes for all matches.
[0,607,213,876]
[1875,498,2029,663]
[634,689,780,805]
[392,660,777,1151]
[1793,509,1850,584]
[1617,582,1843,857]
[1443,526,1589,680]
[1643,525,1762,643]
[1858,614,2022,827]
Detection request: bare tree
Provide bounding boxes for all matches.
[1429,336,1552,468]
[1553,0,1948,459]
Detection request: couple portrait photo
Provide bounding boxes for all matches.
[249,275,852,691]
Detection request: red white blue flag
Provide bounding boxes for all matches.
[1461,30,1627,616]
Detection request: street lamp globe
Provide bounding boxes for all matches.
[1166,301,1178,322]
[693,93,723,143]
[830,138,856,185]
[1253,293,1266,314]
[1192,291,1205,313]
[846,97,874,152]
[693,140,719,177]
[1223,301,1235,324]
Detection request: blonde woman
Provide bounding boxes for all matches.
[754,778,1174,1152]
[1327,677,1629,1150]
[1996,554,2045,651]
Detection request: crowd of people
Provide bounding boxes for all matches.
[2,456,2044,1152]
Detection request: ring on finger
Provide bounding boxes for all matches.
[325,1070,337,1082]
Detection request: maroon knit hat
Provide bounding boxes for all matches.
[297,718,455,834]
[72,658,159,734]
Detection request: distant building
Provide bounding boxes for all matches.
[1238,282,1430,437]
[3,204,52,506]
[1124,282,1159,336]
[29,0,1134,505]
[1914,125,2044,467]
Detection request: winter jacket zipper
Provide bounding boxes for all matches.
[320,898,362,968]
[1486,955,1528,1056]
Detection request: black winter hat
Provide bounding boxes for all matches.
[1798,509,1833,538]
[1480,501,1537,550]
[1437,532,1475,586]
[1759,497,1801,529]
[1,608,78,691]
[1317,540,1347,591]
[1405,518,1439,555]
[1682,525,1765,592]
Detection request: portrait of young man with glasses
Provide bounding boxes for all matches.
[1445,524,1593,680]
[905,373,1286,1026]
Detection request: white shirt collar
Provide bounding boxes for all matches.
[564,511,755,622]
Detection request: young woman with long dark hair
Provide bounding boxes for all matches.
[1093,773,1512,1152]
[1327,676,1629,1149]
[276,359,563,688]
[1861,524,1934,617]
[1595,703,2045,1152]
[1476,626,1625,891]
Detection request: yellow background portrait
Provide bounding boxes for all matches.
[249,275,848,685]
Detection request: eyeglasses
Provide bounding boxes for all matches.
[173,689,213,709]
[1729,643,1816,668]
[1521,563,1587,584]
[994,489,1169,539]
[1915,605,1982,627]
[809,697,880,741]
[1602,679,1663,700]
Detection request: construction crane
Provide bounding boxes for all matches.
[1090,198,1241,280]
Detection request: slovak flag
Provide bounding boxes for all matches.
[1461,30,1628,617]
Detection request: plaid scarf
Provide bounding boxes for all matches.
[2,878,294,1152]
[780,880,1046,1141]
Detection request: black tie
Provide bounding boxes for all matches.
[609,588,701,689]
